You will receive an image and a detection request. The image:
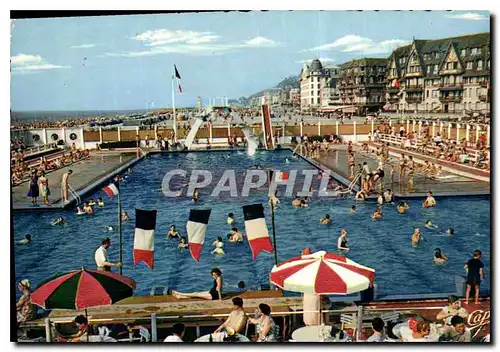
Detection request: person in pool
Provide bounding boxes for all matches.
[292,198,301,208]
[351,205,357,214]
[425,220,438,229]
[168,225,180,239]
[88,198,96,206]
[320,214,331,225]
[411,228,422,245]
[300,199,309,208]
[76,205,86,215]
[434,248,448,265]
[121,211,130,221]
[227,213,235,225]
[355,190,367,201]
[447,228,454,236]
[83,202,94,215]
[211,237,225,255]
[178,237,189,249]
[228,228,244,243]
[423,191,436,208]
[97,197,104,208]
[18,234,31,245]
[51,217,65,226]
[337,229,349,251]
[192,188,200,203]
[383,189,394,203]
[377,193,384,206]
[371,207,382,220]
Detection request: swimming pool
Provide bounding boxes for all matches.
[13,150,491,299]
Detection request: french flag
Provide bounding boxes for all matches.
[243,204,273,259]
[268,169,289,184]
[103,181,119,197]
[133,209,157,269]
[186,209,211,262]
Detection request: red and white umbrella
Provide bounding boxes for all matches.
[269,251,375,295]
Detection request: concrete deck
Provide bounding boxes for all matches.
[12,152,138,210]
[316,145,490,198]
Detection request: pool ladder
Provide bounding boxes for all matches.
[347,172,362,192]
[68,185,81,205]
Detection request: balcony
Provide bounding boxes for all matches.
[387,97,400,103]
[439,83,463,91]
[479,95,488,102]
[405,85,424,92]
[405,96,423,103]
[439,95,462,103]
[480,81,489,88]
[386,87,399,93]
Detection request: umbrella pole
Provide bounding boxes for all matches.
[85,308,89,343]
[271,200,278,266]
[118,190,123,275]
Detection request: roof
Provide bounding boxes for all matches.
[310,59,323,71]
[339,58,387,69]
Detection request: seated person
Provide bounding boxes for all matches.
[399,318,433,342]
[227,228,243,243]
[320,214,331,225]
[439,316,471,342]
[436,295,469,324]
[366,317,385,342]
[55,315,92,342]
[214,297,247,334]
[163,323,185,342]
[167,225,180,239]
[178,237,189,249]
[325,326,347,342]
[227,213,235,225]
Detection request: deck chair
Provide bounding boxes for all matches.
[340,313,357,337]
[381,311,400,325]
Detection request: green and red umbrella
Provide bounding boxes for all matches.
[31,268,136,310]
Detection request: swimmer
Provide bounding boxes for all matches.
[411,228,423,245]
[211,236,225,255]
[51,217,65,226]
[423,191,436,208]
[447,228,454,236]
[425,220,438,229]
[97,197,104,208]
[167,225,180,239]
[228,228,243,243]
[88,198,96,207]
[300,199,309,208]
[83,202,94,215]
[320,214,331,225]
[355,190,367,201]
[383,189,394,203]
[434,248,448,264]
[106,226,114,231]
[371,207,382,220]
[377,193,384,206]
[350,205,357,214]
[76,205,86,215]
[397,201,410,214]
[192,188,200,203]
[337,229,349,251]
[121,211,130,221]
[178,237,189,249]
[292,198,301,208]
[18,234,31,245]
[227,213,235,225]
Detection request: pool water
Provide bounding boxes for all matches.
[14,150,490,298]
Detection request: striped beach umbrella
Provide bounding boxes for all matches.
[269,251,375,295]
[31,268,136,310]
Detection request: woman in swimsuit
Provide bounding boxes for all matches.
[411,228,422,245]
[399,154,407,182]
[192,188,200,203]
[348,152,355,178]
[172,268,223,300]
[434,248,448,264]
[337,229,349,251]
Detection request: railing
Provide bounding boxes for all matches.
[439,83,464,90]
[405,97,423,103]
[22,142,58,157]
[439,96,462,103]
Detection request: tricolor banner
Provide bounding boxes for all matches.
[243,204,273,259]
[186,209,211,262]
[103,181,119,197]
[133,209,157,269]
[268,169,289,184]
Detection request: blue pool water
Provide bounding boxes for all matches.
[14,150,490,298]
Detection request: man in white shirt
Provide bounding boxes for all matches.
[94,237,122,272]
[164,323,184,342]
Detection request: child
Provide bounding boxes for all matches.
[227,213,235,225]
[88,198,96,206]
[320,214,331,225]
[211,237,225,255]
[464,250,486,305]
[83,202,94,215]
[178,237,189,249]
[371,207,382,220]
[97,197,104,208]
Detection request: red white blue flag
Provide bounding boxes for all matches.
[243,204,273,259]
[133,209,157,269]
[103,181,119,197]
[186,209,211,262]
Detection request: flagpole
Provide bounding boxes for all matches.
[118,190,123,275]
[172,74,177,143]
[270,200,278,266]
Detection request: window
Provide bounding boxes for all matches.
[478,60,483,70]
[435,52,440,59]
[427,65,431,74]
[310,84,314,89]
[466,61,473,69]
[487,60,490,69]
[471,48,478,55]
[426,90,429,98]
[461,49,466,56]
[453,62,458,70]
[311,98,314,104]
[434,65,438,74]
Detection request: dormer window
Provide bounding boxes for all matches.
[461,49,466,56]
[477,60,483,70]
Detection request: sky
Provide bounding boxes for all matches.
[10,10,490,111]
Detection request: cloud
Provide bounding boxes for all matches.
[70,44,96,49]
[296,57,335,64]
[445,12,489,21]
[306,35,409,55]
[106,31,280,57]
[11,53,70,73]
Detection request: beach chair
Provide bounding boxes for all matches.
[340,313,357,336]
[380,311,400,325]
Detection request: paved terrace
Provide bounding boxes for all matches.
[316,145,490,197]
[12,151,139,210]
